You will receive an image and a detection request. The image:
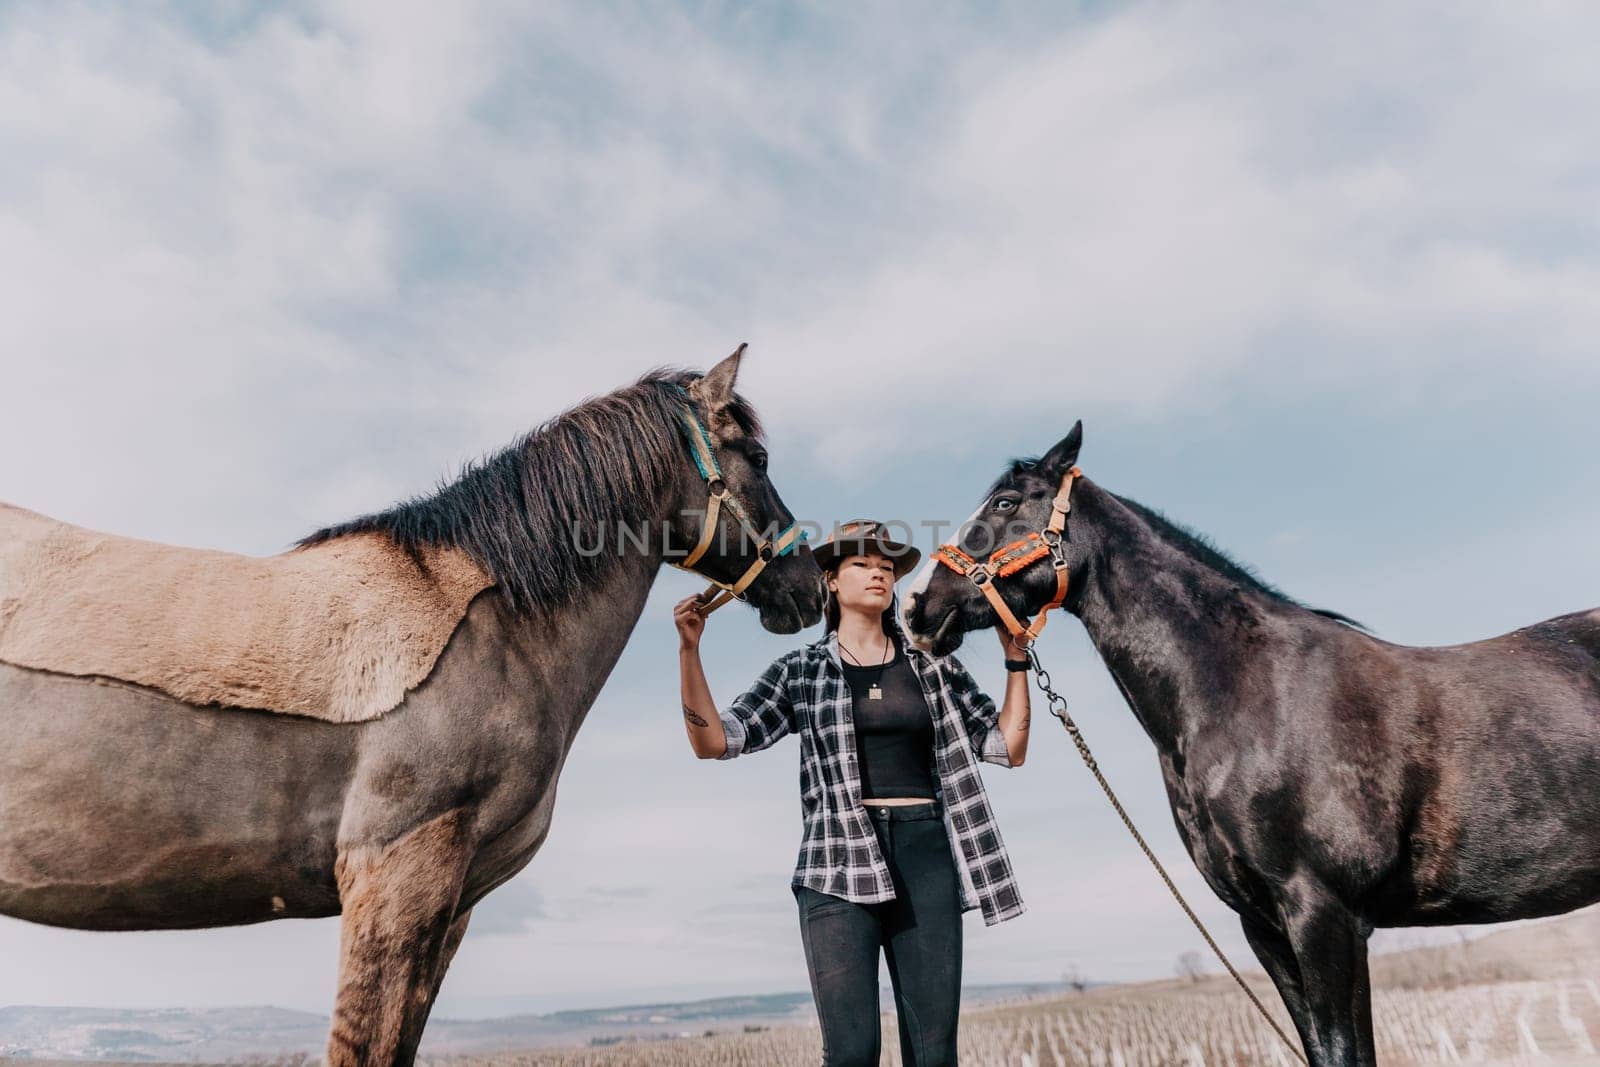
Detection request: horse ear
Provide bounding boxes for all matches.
[690,343,747,425]
[1038,420,1083,479]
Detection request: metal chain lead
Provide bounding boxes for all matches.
[1024,643,1309,1065]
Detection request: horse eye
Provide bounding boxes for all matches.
[751,451,769,472]
[993,498,1016,513]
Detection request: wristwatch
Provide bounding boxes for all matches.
[1004,658,1030,672]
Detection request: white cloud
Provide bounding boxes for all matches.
[7,2,1595,516]
[765,3,1600,465]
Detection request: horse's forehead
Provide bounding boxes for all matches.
[709,420,763,450]
[986,463,1032,497]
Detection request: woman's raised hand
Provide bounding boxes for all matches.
[673,594,708,650]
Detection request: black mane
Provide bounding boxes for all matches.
[1112,495,1296,603]
[992,461,1365,630]
[299,368,763,616]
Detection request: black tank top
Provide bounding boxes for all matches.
[840,640,937,799]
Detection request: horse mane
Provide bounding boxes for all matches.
[992,460,1367,631]
[1120,494,1367,630]
[299,368,764,616]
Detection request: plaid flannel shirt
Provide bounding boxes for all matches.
[717,621,1025,926]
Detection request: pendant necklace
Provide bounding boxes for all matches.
[839,636,892,700]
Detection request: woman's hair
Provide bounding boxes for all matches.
[822,562,900,638]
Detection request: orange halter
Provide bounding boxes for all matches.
[932,467,1082,647]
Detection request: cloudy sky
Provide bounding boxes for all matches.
[1,0,1597,1019]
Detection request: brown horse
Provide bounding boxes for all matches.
[0,349,822,1066]
[903,421,1600,1067]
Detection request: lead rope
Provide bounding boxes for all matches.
[1024,644,1309,1065]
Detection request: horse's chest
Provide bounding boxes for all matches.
[1159,762,1216,866]
[1159,757,1260,914]
[464,799,557,903]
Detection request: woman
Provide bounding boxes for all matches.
[673,519,1032,1067]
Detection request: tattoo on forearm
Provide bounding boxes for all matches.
[683,704,709,728]
[1018,714,1030,731]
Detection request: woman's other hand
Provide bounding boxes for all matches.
[994,623,1032,766]
[995,622,1026,660]
[674,594,708,651]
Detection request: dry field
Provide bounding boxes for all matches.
[431,906,1600,1066]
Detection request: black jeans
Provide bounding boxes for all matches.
[794,802,962,1066]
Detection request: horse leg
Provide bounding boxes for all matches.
[405,906,473,1058]
[1239,913,1316,1060]
[1280,893,1375,1067]
[326,810,473,1067]
[1347,929,1377,1067]
[432,906,473,998]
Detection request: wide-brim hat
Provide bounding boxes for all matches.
[812,519,922,579]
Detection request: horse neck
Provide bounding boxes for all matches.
[491,505,672,739]
[513,551,664,692]
[1067,480,1284,752]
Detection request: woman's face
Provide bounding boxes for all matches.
[828,551,896,615]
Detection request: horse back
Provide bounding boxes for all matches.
[1511,606,1600,673]
[1363,607,1600,923]
[0,501,492,722]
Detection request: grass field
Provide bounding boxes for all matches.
[429,906,1600,1066]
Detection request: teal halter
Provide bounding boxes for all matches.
[672,389,804,614]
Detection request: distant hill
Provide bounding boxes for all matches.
[0,1004,325,1062]
[1368,903,1600,989]
[422,991,818,1054]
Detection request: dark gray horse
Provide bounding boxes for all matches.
[0,350,822,1066]
[903,421,1600,1067]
